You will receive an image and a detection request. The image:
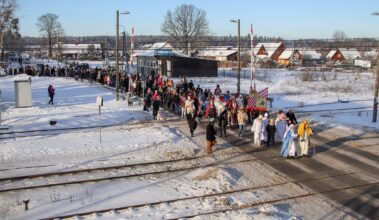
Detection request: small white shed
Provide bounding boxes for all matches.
[14,79,32,108]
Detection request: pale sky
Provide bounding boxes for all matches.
[17,0,379,39]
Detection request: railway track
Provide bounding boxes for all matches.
[40,171,374,220]
[0,149,274,193]
[0,114,184,140]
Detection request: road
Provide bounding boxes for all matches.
[194,118,379,219]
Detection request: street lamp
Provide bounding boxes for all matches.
[372,12,379,122]
[116,10,130,100]
[230,19,241,94]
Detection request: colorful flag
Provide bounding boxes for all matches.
[247,97,256,108]
[258,87,269,98]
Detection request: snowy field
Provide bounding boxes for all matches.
[0,75,363,219]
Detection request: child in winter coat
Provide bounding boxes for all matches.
[266,118,276,147]
[237,107,248,137]
[206,118,217,154]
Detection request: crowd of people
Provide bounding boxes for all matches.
[139,71,313,158]
[35,66,313,158]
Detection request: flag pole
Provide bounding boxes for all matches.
[250,24,256,92]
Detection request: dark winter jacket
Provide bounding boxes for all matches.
[206,124,217,141]
[152,100,160,116]
[219,110,228,128]
[187,114,197,131]
[48,86,55,97]
[145,93,152,107]
[286,112,298,125]
[266,124,276,137]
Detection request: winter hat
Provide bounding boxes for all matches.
[264,112,269,118]
[209,118,215,123]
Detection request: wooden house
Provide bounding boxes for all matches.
[278,49,301,66]
[254,42,286,61]
[326,48,361,64]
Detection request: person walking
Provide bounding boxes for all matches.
[219,106,228,138]
[251,115,264,146]
[205,99,217,121]
[237,107,248,137]
[298,119,313,157]
[275,111,288,143]
[262,112,269,143]
[48,84,55,105]
[206,118,217,154]
[152,95,161,120]
[286,109,298,125]
[281,124,299,158]
[266,118,276,147]
[187,112,197,137]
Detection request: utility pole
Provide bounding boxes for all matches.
[116,10,120,100]
[371,11,379,122]
[237,19,241,94]
[230,19,241,94]
[373,52,379,122]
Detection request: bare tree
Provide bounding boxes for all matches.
[87,44,97,60]
[161,4,209,55]
[0,0,18,61]
[36,13,63,58]
[332,30,347,41]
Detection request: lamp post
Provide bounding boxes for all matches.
[372,12,379,122]
[116,10,130,100]
[230,19,241,94]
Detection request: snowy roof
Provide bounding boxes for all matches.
[197,49,237,57]
[142,42,173,50]
[254,42,283,58]
[326,48,361,60]
[298,49,322,60]
[326,50,336,59]
[339,49,361,60]
[53,44,102,54]
[136,49,189,58]
[278,49,295,60]
[363,49,378,58]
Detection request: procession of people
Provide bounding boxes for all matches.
[138,71,314,158]
[38,65,313,158]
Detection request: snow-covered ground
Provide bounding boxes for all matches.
[0,74,150,132]
[0,75,362,219]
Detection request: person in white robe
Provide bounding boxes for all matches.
[251,115,265,146]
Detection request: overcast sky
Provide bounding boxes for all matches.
[17,0,379,39]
